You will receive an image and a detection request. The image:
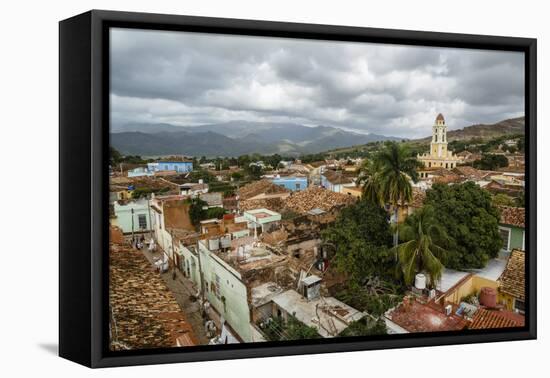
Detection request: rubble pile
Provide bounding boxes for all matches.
[284,187,356,214]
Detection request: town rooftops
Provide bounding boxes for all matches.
[251,282,284,307]
[322,169,355,185]
[155,156,193,163]
[467,258,507,281]
[180,182,208,190]
[284,187,356,214]
[469,308,524,329]
[238,179,290,200]
[200,236,286,275]
[301,274,322,286]
[109,243,197,350]
[307,208,326,216]
[271,289,365,338]
[437,269,470,293]
[199,192,223,207]
[243,208,282,224]
[452,166,487,180]
[499,206,525,228]
[386,297,467,333]
[498,249,525,301]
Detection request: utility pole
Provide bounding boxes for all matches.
[131,207,135,240]
[196,240,206,313]
[147,195,153,239]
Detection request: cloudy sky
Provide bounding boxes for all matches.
[110,28,524,139]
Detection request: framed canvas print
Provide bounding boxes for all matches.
[59,10,536,368]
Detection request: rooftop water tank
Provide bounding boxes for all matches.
[415,273,426,290]
[479,287,497,308]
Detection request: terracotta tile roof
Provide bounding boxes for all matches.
[498,249,525,301]
[284,187,356,214]
[322,170,355,185]
[388,298,467,333]
[433,174,462,184]
[499,206,525,228]
[452,166,485,180]
[238,179,290,200]
[469,308,524,329]
[109,243,197,350]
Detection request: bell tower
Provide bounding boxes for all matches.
[431,113,448,158]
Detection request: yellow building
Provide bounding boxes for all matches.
[418,113,460,169]
[498,249,525,313]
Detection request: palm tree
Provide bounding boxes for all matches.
[375,142,422,245]
[356,159,384,206]
[392,205,448,287]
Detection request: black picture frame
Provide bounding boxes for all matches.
[59,9,537,368]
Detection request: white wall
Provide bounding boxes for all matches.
[2,1,547,377]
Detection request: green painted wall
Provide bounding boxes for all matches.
[198,242,253,342]
[509,226,525,250]
[500,224,525,251]
[113,199,151,234]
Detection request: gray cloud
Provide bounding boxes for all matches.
[110,28,525,139]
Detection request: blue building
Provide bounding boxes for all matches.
[271,176,308,191]
[148,160,193,173]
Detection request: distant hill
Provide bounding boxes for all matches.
[416,116,525,142]
[110,121,401,157]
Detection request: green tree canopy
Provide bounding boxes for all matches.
[188,198,226,227]
[321,200,394,285]
[262,315,321,341]
[425,182,502,269]
[492,193,516,207]
[188,169,215,183]
[110,146,122,166]
[338,317,387,337]
[473,154,509,170]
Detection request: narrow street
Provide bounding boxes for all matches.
[139,242,210,345]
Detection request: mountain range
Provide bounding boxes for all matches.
[110,121,401,157]
[415,116,525,143]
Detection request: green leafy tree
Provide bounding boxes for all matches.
[188,198,208,227]
[321,200,393,285]
[188,198,226,226]
[492,193,516,207]
[110,146,122,166]
[131,187,169,199]
[262,315,321,341]
[334,283,402,317]
[371,142,422,245]
[393,205,449,286]
[515,191,525,207]
[425,182,502,269]
[338,317,387,337]
[356,159,383,205]
[473,154,508,170]
[231,171,244,181]
[517,136,525,152]
[188,169,215,183]
[245,164,264,180]
[205,207,226,220]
